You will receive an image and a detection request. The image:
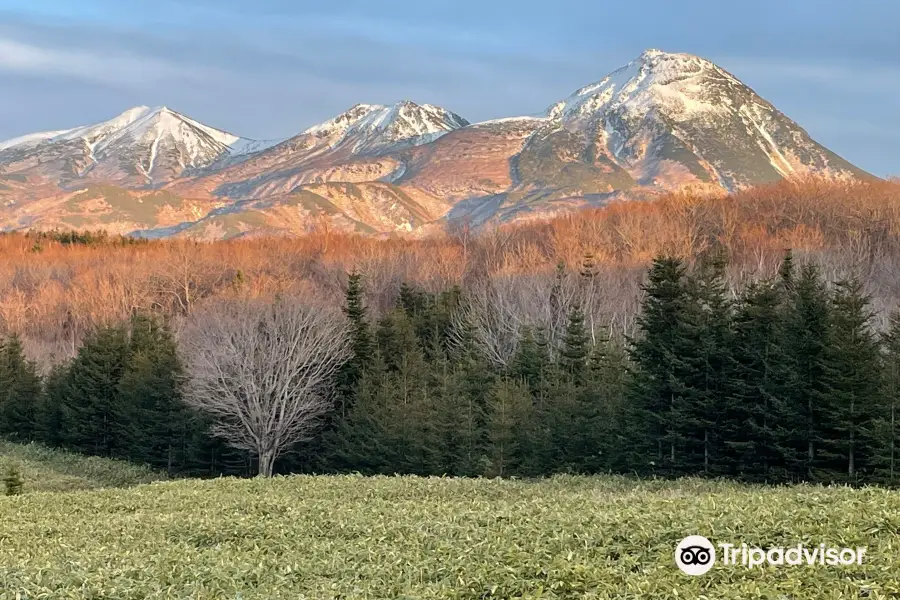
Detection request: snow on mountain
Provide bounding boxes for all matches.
[0,50,873,238]
[531,49,867,191]
[303,101,469,154]
[0,129,74,152]
[0,106,278,185]
[183,100,471,200]
[547,49,732,125]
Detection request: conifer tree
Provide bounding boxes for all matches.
[777,263,831,481]
[335,270,374,413]
[508,326,553,474]
[375,308,441,474]
[60,324,130,457]
[324,354,400,475]
[873,311,900,485]
[117,313,185,473]
[724,281,790,480]
[627,256,692,475]
[587,334,630,473]
[484,377,533,477]
[552,306,604,473]
[37,363,68,448]
[0,335,42,441]
[446,321,494,476]
[817,278,882,483]
[677,252,734,475]
[560,306,590,378]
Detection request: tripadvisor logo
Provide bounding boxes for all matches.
[675,535,867,575]
[675,535,717,575]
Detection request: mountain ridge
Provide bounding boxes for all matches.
[0,49,873,239]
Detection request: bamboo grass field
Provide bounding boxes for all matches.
[1,468,898,599]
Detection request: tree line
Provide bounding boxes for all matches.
[1,251,898,485]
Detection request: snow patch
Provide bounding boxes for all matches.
[300,101,468,154]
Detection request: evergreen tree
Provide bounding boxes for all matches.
[817,278,882,483]
[0,335,42,441]
[37,362,68,448]
[508,327,553,474]
[551,306,605,473]
[335,270,374,415]
[484,377,533,477]
[559,306,590,378]
[677,253,734,475]
[59,324,131,457]
[587,335,630,473]
[117,313,186,474]
[873,312,900,485]
[375,308,442,474]
[445,323,494,476]
[324,354,400,475]
[724,281,791,480]
[626,256,693,475]
[777,263,831,481]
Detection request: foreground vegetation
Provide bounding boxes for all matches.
[1,475,897,598]
[0,440,163,493]
[3,249,900,485]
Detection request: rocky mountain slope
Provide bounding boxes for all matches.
[0,106,279,189]
[0,50,871,239]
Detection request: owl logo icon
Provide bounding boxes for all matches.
[675,535,716,575]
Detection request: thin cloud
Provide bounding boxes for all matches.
[0,36,218,87]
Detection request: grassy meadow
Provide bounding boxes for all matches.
[0,440,164,493]
[1,469,898,599]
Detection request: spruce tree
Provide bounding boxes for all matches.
[118,313,185,473]
[375,308,441,474]
[446,322,493,476]
[335,270,374,415]
[677,253,734,475]
[37,362,68,448]
[874,311,900,485]
[60,324,130,457]
[587,335,630,473]
[626,256,692,475]
[777,263,831,481]
[0,335,42,441]
[560,306,590,378]
[724,281,791,480]
[509,327,553,474]
[324,353,399,475]
[484,377,533,477]
[817,278,882,483]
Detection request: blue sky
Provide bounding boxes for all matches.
[0,0,897,176]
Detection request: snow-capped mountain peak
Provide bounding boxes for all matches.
[537,48,865,190]
[546,49,737,125]
[0,106,279,185]
[303,101,469,154]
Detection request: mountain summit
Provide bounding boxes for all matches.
[0,106,277,186]
[0,50,872,238]
[303,101,469,154]
[536,49,866,190]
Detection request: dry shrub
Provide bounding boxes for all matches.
[3,177,900,365]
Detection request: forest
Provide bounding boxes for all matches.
[1,177,900,483]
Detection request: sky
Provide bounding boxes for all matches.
[0,0,897,176]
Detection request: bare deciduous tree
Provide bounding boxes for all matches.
[181,298,351,476]
[450,270,581,366]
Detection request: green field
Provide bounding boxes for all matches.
[1,470,898,599]
[0,440,164,493]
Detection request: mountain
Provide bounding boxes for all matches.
[0,50,872,239]
[538,49,866,191]
[168,101,470,200]
[0,106,280,189]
